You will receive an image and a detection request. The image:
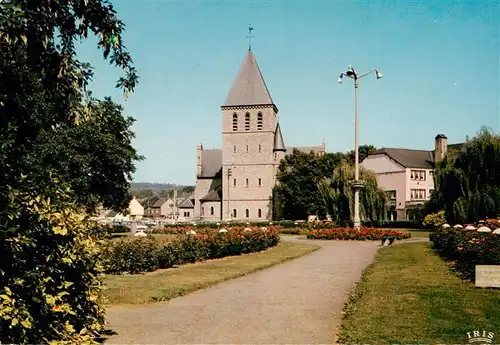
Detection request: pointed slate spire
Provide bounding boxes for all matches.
[273,123,286,152]
[224,50,274,107]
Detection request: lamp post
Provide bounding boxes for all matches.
[227,167,232,220]
[338,66,383,229]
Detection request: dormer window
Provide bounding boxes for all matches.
[232,113,238,131]
[257,112,263,130]
[245,113,250,131]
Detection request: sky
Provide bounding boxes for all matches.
[78,0,500,185]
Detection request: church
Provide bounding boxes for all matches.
[193,48,325,221]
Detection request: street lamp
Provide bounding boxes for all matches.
[227,167,232,220]
[338,65,383,229]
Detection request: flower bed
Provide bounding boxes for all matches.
[103,228,280,274]
[306,227,411,241]
[430,229,500,280]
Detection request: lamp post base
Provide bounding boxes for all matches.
[352,180,364,231]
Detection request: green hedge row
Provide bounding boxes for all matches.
[431,229,500,280]
[103,228,280,274]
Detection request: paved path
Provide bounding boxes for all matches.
[105,237,379,344]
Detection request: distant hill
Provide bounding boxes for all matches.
[130,182,178,192]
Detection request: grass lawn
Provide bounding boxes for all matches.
[104,241,319,305]
[399,228,430,239]
[338,242,500,344]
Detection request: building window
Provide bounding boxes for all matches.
[258,144,261,152]
[245,209,249,218]
[233,145,236,152]
[410,170,426,181]
[210,206,214,215]
[246,178,249,187]
[233,209,237,218]
[233,178,236,186]
[258,209,262,218]
[201,207,204,216]
[386,190,396,200]
[258,178,262,187]
[184,211,190,217]
[411,189,426,200]
[245,112,250,131]
[232,113,238,131]
[246,145,249,152]
[257,112,263,130]
[274,152,277,159]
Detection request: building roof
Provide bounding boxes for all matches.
[178,195,195,208]
[223,50,274,107]
[373,148,435,169]
[106,210,119,217]
[152,197,170,208]
[273,123,286,152]
[200,190,222,202]
[200,149,222,178]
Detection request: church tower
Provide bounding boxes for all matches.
[221,49,279,220]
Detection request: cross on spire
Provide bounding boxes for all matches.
[247,24,254,51]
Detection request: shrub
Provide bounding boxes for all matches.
[306,227,411,240]
[103,228,280,274]
[423,211,446,229]
[431,229,500,280]
[0,188,105,344]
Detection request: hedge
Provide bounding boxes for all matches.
[306,227,411,240]
[103,228,280,274]
[431,229,500,280]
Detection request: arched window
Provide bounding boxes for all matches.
[245,112,250,131]
[245,209,249,218]
[233,178,236,186]
[201,207,204,216]
[258,178,262,187]
[246,178,249,187]
[210,206,214,215]
[258,209,262,218]
[257,112,263,130]
[232,113,238,131]
[233,145,236,152]
[233,209,237,218]
[258,144,261,152]
[246,145,249,152]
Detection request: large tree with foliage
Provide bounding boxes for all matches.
[317,163,387,224]
[426,128,500,224]
[1,0,139,343]
[274,150,346,220]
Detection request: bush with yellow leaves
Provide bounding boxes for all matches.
[0,186,105,344]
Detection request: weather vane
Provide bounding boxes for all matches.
[247,24,254,51]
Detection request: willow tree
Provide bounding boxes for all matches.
[426,128,500,224]
[318,163,387,224]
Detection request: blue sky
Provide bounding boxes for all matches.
[79,0,499,185]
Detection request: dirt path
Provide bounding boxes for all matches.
[105,237,379,344]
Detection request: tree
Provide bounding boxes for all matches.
[1,0,139,343]
[274,150,346,220]
[181,186,195,195]
[344,145,377,165]
[317,163,387,224]
[426,128,500,224]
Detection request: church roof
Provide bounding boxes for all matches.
[199,149,222,178]
[273,123,286,152]
[179,195,195,208]
[224,50,274,107]
[200,190,222,202]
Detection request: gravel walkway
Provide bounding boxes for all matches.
[105,237,379,344]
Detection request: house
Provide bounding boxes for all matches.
[194,48,325,221]
[128,196,144,220]
[361,134,463,220]
[178,195,195,220]
[149,197,179,218]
